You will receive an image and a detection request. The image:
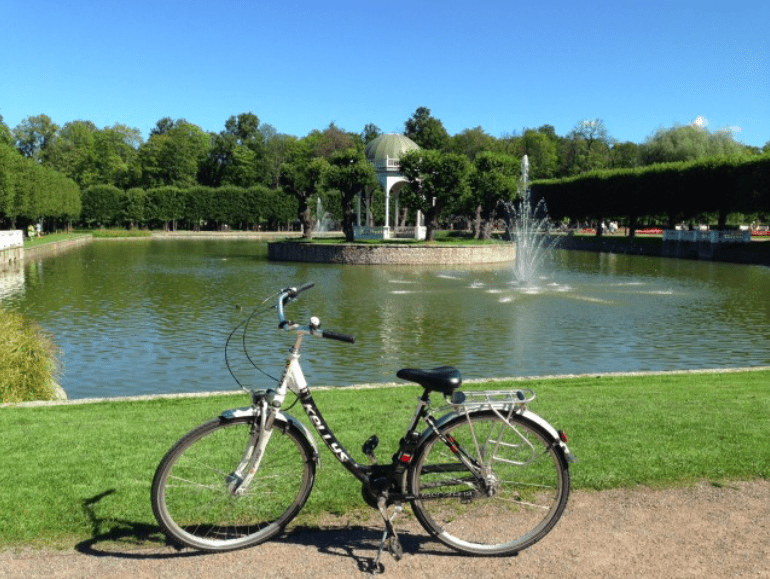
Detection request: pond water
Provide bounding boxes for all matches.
[2,240,769,399]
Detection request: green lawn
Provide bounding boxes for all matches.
[1,369,768,549]
[22,232,92,248]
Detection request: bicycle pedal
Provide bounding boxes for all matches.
[362,435,379,463]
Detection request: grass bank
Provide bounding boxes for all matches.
[0,311,59,403]
[22,232,91,249]
[1,369,768,549]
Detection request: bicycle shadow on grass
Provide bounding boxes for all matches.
[74,489,203,560]
[74,490,473,568]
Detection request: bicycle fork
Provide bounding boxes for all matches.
[227,398,274,495]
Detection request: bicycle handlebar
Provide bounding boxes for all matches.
[276,283,355,343]
[321,329,356,344]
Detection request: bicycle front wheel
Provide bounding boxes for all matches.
[409,410,570,556]
[152,416,316,551]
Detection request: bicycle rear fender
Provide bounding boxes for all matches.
[420,407,575,464]
[220,407,321,465]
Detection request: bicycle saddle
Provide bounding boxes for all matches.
[396,366,462,395]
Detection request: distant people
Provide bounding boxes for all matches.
[35,222,42,237]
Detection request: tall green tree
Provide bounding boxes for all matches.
[467,152,519,239]
[519,128,559,179]
[138,119,210,188]
[323,147,377,241]
[262,132,298,189]
[404,107,450,151]
[641,123,748,164]
[0,114,13,146]
[14,114,59,162]
[610,141,641,169]
[448,126,497,161]
[46,120,98,187]
[201,112,268,187]
[561,118,612,175]
[361,123,382,144]
[279,140,328,239]
[399,149,470,241]
[304,122,360,158]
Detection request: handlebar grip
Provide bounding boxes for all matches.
[288,282,315,298]
[321,329,356,344]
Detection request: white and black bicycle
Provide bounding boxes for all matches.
[151,283,576,571]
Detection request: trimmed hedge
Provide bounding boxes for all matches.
[80,184,299,231]
[531,153,770,230]
[0,144,81,228]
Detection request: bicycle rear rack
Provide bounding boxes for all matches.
[441,388,536,414]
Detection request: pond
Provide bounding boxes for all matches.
[2,240,769,399]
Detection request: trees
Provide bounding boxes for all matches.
[0,114,14,146]
[279,140,328,239]
[561,118,612,175]
[323,147,377,241]
[304,122,361,159]
[200,112,270,188]
[0,143,80,230]
[449,127,498,161]
[43,121,141,189]
[641,123,748,164]
[399,149,470,241]
[404,107,450,151]
[519,128,559,179]
[138,119,210,189]
[14,114,59,162]
[361,123,382,144]
[467,152,520,239]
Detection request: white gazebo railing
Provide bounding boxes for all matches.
[354,226,390,240]
[1,230,24,250]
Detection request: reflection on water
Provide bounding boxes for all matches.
[2,240,769,399]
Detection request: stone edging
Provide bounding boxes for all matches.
[24,235,92,259]
[268,241,516,265]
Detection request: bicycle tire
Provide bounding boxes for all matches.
[152,416,315,552]
[409,410,570,556]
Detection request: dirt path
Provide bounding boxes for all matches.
[2,480,768,579]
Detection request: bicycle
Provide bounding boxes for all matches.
[151,283,576,572]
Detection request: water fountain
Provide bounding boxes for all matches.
[504,155,560,284]
[314,197,334,233]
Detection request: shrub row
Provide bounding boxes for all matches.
[531,153,770,230]
[81,184,299,231]
[0,144,81,229]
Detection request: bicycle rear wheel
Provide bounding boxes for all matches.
[409,410,569,556]
[152,416,315,551]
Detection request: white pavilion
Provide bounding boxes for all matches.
[354,133,426,240]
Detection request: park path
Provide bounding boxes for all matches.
[2,480,769,579]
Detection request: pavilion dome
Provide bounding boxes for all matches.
[365,133,420,167]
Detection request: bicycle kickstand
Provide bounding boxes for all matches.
[369,496,404,574]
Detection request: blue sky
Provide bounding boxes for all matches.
[1,0,768,147]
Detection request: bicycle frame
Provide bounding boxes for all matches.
[274,329,429,491]
[224,283,573,501]
[152,283,575,567]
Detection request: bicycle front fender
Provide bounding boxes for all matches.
[221,406,321,466]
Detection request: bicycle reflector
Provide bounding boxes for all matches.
[558,430,569,443]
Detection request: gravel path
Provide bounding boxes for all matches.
[2,480,768,579]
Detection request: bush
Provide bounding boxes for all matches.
[0,310,60,403]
